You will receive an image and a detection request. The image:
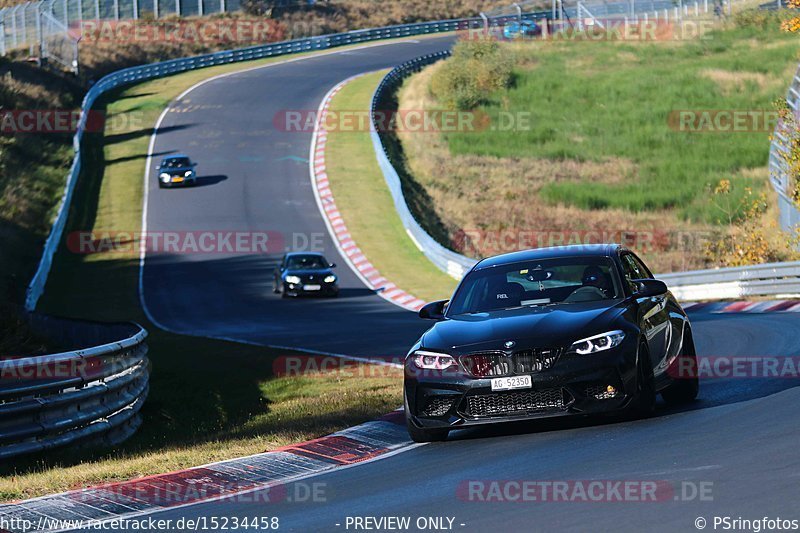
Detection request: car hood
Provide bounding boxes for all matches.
[421,300,628,352]
[160,167,193,175]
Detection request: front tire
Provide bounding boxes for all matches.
[627,341,656,418]
[661,330,700,405]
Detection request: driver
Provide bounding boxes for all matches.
[580,265,610,297]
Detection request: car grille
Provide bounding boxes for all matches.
[514,348,561,373]
[461,348,562,378]
[460,353,512,378]
[420,396,455,417]
[464,388,568,417]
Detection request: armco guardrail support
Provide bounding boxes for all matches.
[0,318,149,460]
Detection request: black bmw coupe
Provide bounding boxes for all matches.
[404,244,698,442]
[274,252,339,298]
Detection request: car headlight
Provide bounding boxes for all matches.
[184,170,193,177]
[569,330,625,355]
[285,275,301,284]
[412,350,457,370]
[159,173,170,181]
[324,275,336,283]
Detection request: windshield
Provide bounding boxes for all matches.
[447,256,622,316]
[286,255,329,270]
[162,158,191,169]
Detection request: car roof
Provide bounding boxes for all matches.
[285,252,326,258]
[162,154,190,161]
[473,244,623,271]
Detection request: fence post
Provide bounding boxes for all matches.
[0,19,5,56]
[21,4,28,45]
[11,6,18,48]
[198,0,203,16]
[34,4,41,57]
[133,0,138,19]
[154,0,159,18]
[480,11,489,32]
[220,0,225,13]
[113,0,119,19]
[513,2,522,20]
[94,0,99,21]
[175,0,180,16]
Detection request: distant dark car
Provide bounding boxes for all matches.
[274,252,339,298]
[403,244,698,442]
[157,155,197,188]
[503,19,542,39]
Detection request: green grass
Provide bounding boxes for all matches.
[441,23,800,223]
[325,72,458,302]
[0,46,430,503]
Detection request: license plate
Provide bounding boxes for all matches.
[491,375,532,391]
[171,177,184,183]
[304,284,321,291]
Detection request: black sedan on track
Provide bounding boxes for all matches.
[157,154,197,188]
[274,252,339,298]
[404,244,699,442]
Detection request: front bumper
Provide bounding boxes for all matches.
[404,340,639,430]
[283,281,339,297]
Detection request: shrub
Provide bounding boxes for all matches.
[430,38,514,110]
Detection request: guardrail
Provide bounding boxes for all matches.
[370,52,800,302]
[0,317,149,460]
[769,62,800,233]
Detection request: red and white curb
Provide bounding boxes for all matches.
[682,300,800,313]
[0,412,413,533]
[309,76,426,313]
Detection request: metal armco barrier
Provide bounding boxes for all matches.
[769,62,800,233]
[371,53,800,301]
[370,52,478,282]
[0,318,149,459]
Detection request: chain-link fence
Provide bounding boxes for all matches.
[0,0,243,65]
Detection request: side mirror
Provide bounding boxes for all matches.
[329,263,336,268]
[632,279,668,298]
[191,163,197,167]
[419,300,449,320]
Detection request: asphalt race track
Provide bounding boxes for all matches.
[141,36,456,359]
[131,36,800,531]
